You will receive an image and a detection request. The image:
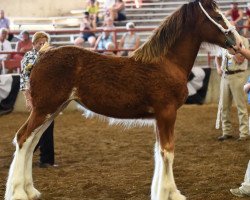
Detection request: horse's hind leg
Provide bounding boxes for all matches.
[5,98,74,200]
[5,111,47,200]
[24,116,54,199]
[151,105,186,200]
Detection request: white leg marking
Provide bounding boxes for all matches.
[24,147,41,200]
[6,99,71,200]
[151,143,161,200]
[165,151,186,200]
[156,150,170,200]
[5,135,34,200]
[151,150,186,200]
[24,119,53,199]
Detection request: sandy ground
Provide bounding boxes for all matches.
[1,105,250,200]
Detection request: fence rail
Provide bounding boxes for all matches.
[1,26,250,69]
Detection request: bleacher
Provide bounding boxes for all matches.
[7,0,250,67]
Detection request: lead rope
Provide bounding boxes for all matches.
[215,57,226,129]
[215,51,234,129]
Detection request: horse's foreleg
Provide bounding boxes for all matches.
[152,105,186,200]
[5,111,46,200]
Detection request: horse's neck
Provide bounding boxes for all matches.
[167,33,201,76]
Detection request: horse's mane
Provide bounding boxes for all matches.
[131,0,217,63]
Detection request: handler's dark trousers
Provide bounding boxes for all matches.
[35,121,55,165]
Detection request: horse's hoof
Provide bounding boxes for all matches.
[12,189,28,200]
[170,190,186,200]
[26,186,41,200]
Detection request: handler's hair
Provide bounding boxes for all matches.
[32,31,50,44]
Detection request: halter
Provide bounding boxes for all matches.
[198,2,236,34]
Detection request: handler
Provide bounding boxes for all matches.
[215,36,250,141]
[20,31,57,168]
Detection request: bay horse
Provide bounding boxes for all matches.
[5,0,242,200]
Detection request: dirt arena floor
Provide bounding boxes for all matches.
[1,105,250,200]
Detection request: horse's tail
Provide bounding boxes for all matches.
[39,42,52,53]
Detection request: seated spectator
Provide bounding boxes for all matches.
[243,3,250,37]
[102,17,116,40]
[13,30,32,61]
[225,2,244,32]
[86,0,99,29]
[94,27,115,52]
[134,0,142,8]
[118,22,140,56]
[0,10,13,41]
[104,41,116,56]
[74,11,96,48]
[0,28,12,73]
[104,0,115,17]
[109,0,126,21]
[103,16,115,29]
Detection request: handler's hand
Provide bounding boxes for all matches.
[217,67,223,76]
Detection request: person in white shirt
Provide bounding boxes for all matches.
[215,36,250,141]
[0,28,12,73]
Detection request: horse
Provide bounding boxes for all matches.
[5,0,242,199]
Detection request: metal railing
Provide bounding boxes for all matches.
[0,26,249,69]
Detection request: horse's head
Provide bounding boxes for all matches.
[197,0,242,54]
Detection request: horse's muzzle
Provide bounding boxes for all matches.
[225,35,236,48]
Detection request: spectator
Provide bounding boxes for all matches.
[86,0,99,29]
[0,10,13,41]
[0,28,12,74]
[243,3,250,37]
[134,0,142,8]
[216,36,250,141]
[103,41,116,56]
[94,27,115,52]
[109,0,126,21]
[104,0,115,15]
[74,11,96,48]
[118,22,140,56]
[102,17,116,41]
[13,30,32,61]
[103,16,115,28]
[225,2,244,32]
[20,31,57,168]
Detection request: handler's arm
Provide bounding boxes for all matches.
[215,56,223,76]
[237,48,250,60]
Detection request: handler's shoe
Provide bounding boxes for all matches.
[39,163,58,168]
[218,135,233,141]
[230,188,250,198]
